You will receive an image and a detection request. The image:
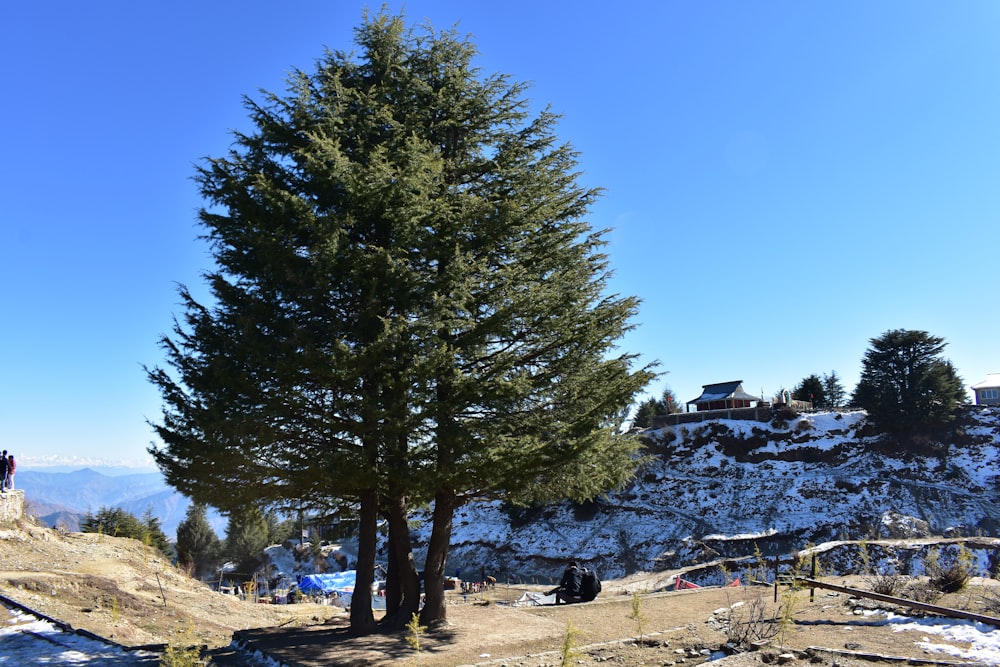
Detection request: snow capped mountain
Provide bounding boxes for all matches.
[17,468,225,537]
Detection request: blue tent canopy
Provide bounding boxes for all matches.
[297,571,357,594]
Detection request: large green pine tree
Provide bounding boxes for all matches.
[140,507,173,555]
[852,329,966,432]
[176,502,221,579]
[822,370,846,408]
[224,506,270,574]
[148,10,654,632]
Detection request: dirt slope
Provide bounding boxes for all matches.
[0,519,342,649]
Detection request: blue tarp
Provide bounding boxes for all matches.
[298,571,357,594]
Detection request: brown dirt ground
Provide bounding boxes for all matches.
[240,575,1000,667]
[2,518,998,666]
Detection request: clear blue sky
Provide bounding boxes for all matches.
[3,1,999,467]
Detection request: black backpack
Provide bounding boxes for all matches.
[581,568,601,601]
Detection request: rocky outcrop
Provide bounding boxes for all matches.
[416,408,1000,582]
[0,490,25,524]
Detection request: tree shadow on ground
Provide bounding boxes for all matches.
[232,619,460,667]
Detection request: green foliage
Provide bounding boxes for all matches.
[855,539,872,575]
[631,387,681,428]
[176,503,221,579]
[81,506,170,556]
[224,506,269,573]
[627,591,646,641]
[924,546,976,594]
[777,584,800,648]
[146,7,654,629]
[141,506,173,556]
[159,622,205,667]
[159,644,203,667]
[405,612,428,664]
[852,329,966,432]
[264,510,300,546]
[795,371,845,409]
[792,374,825,407]
[750,543,770,585]
[559,622,583,666]
[822,370,846,408]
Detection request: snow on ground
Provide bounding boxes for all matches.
[887,613,1000,664]
[0,605,159,666]
[261,542,355,583]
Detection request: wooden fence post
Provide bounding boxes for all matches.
[773,557,779,602]
[810,553,817,601]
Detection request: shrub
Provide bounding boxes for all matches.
[559,622,583,666]
[924,546,976,594]
[405,613,428,665]
[159,644,203,667]
[981,586,1000,616]
[627,591,646,642]
[866,567,906,596]
[856,543,907,595]
[723,590,781,649]
[904,580,943,604]
[159,622,205,667]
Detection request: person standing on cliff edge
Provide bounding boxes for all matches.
[3,454,14,490]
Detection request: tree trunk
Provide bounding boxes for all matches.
[384,529,400,614]
[419,489,455,627]
[380,488,422,630]
[349,487,378,635]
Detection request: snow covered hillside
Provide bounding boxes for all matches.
[419,407,1000,582]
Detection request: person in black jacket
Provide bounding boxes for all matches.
[0,451,7,492]
[3,454,13,490]
[552,560,583,604]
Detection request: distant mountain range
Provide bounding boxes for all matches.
[19,468,225,538]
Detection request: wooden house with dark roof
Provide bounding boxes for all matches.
[686,380,762,412]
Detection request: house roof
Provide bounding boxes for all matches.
[686,380,761,405]
[971,374,1000,390]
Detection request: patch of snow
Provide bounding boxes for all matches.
[429,408,1000,580]
[1,606,158,666]
[888,613,1000,664]
[702,529,779,541]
